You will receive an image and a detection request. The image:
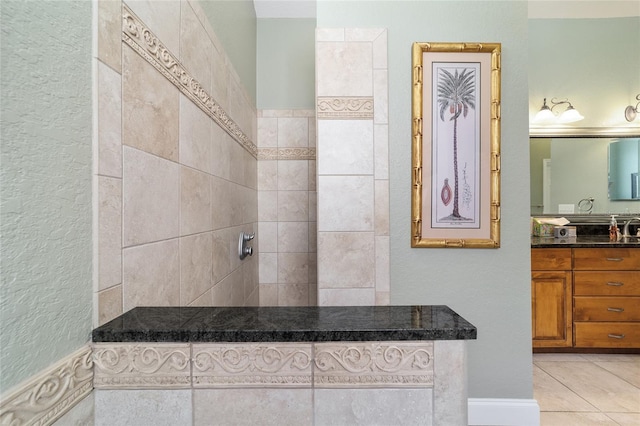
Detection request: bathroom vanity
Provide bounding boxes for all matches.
[92,305,476,425]
[531,236,640,352]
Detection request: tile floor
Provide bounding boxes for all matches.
[533,353,640,425]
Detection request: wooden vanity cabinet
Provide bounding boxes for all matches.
[531,248,573,347]
[573,248,640,349]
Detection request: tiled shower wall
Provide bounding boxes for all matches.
[257,110,317,306]
[95,0,258,325]
[315,29,390,305]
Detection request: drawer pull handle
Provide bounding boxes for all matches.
[607,307,624,313]
[605,257,624,262]
[606,282,624,286]
[608,334,625,339]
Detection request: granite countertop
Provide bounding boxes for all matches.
[531,235,640,248]
[92,305,477,343]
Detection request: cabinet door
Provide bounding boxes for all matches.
[532,271,572,347]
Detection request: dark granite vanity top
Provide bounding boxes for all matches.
[531,235,640,248]
[92,305,477,343]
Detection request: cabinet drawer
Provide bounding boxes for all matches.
[574,297,640,321]
[574,272,640,296]
[573,248,640,270]
[574,322,640,348]
[532,248,572,270]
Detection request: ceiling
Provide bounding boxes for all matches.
[253,0,317,18]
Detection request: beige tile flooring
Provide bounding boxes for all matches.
[534,353,640,425]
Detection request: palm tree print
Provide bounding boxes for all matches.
[437,67,475,219]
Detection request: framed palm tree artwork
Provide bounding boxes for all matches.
[411,42,501,248]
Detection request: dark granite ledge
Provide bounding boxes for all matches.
[532,235,640,248]
[92,305,477,343]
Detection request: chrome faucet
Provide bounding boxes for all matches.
[622,217,640,237]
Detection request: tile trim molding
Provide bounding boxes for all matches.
[93,343,191,389]
[0,345,93,426]
[121,4,257,158]
[257,147,316,161]
[192,343,312,388]
[92,341,435,390]
[317,97,374,119]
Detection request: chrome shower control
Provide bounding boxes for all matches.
[238,231,255,260]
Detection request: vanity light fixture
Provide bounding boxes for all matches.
[532,97,584,124]
[624,94,640,122]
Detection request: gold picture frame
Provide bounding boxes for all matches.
[411,42,501,248]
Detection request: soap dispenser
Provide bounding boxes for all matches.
[609,215,619,241]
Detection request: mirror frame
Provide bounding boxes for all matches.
[530,126,640,138]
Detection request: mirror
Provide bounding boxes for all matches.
[528,9,640,216]
[530,135,640,215]
[609,139,640,200]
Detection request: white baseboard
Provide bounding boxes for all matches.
[468,398,540,426]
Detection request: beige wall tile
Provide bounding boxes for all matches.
[316,28,345,42]
[259,283,278,306]
[278,191,309,222]
[124,0,181,54]
[179,1,213,94]
[373,31,388,70]
[308,117,317,149]
[278,283,309,307]
[375,236,390,294]
[257,161,277,190]
[318,176,374,232]
[308,160,316,191]
[210,124,232,180]
[181,166,212,235]
[242,256,259,303]
[98,285,123,326]
[318,288,375,306]
[308,254,317,284]
[98,176,122,291]
[316,42,373,97]
[193,389,312,425]
[97,61,122,178]
[433,341,467,426]
[180,233,213,305]
[259,253,278,284]
[308,222,317,254]
[211,176,233,229]
[179,95,213,174]
[95,389,191,424]
[258,118,278,148]
[277,161,309,191]
[122,146,180,247]
[374,124,389,180]
[308,192,317,222]
[344,28,385,42]
[375,291,390,305]
[278,118,309,148]
[278,253,308,284]
[375,179,389,236]
[189,289,213,306]
[317,232,374,288]
[212,229,231,285]
[258,191,278,221]
[122,239,180,310]
[210,43,229,112]
[228,268,245,306]
[278,222,309,253]
[317,120,373,175]
[258,222,277,253]
[374,69,389,124]
[97,0,121,71]
[243,150,258,190]
[211,274,233,306]
[122,48,179,162]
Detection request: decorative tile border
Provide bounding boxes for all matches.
[257,147,316,161]
[192,343,312,388]
[314,342,434,388]
[0,345,93,426]
[121,5,257,158]
[93,343,191,389]
[317,97,374,119]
